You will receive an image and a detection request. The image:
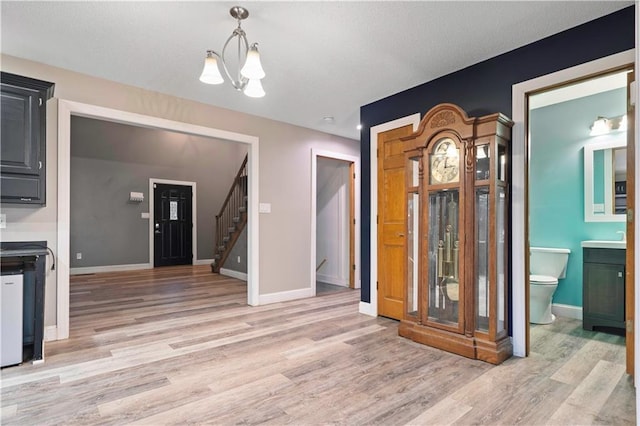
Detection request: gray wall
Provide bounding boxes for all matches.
[223,225,247,274]
[70,116,247,268]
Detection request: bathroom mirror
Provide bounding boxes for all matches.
[584,133,627,222]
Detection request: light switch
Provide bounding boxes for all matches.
[259,203,271,213]
[141,212,150,219]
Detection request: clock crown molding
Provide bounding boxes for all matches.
[401,103,476,150]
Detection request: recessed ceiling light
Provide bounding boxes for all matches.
[357,124,362,130]
[322,116,335,124]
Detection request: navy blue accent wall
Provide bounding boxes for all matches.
[360,6,635,304]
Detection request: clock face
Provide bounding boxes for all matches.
[430,138,459,184]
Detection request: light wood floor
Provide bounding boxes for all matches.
[1,265,635,425]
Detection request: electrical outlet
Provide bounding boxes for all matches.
[76,252,82,260]
[237,256,241,263]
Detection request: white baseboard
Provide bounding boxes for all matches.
[70,263,151,275]
[194,258,215,266]
[317,273,349,287]
[219,268,247,281]
[359,301,376,317]
[44,325,58,342]
[258,287,314,305]
[552,303,583,320]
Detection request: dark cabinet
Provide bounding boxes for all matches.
[1,72,54,205]
[0,241,48,363]
[583,248,625,331]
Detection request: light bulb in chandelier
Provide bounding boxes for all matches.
[241,44,265,80]
[199,52,224,85]
[199,6,265,97]
[244,78,265,98]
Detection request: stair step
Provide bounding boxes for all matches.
[239,207,247,213]
[228,226,236,233]
[223,236,230,243]
[214,254,221,260]
[232,216,241,223]
[218,245,226,251]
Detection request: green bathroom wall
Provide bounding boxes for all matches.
[530,87,626,308]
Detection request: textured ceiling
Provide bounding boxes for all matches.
[1,1,632,140]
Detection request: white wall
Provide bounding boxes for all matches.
[0,54,359,330]
[316,158,350,286]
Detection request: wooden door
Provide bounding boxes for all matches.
[626,71,635,377]
[154,183,193,267]
[378,125,413,319]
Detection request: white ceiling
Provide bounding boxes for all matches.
[1,1,632,140]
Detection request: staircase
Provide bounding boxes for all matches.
[211,154,248,273]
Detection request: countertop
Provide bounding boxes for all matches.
[581,240,626,250]
[0,248,49,258]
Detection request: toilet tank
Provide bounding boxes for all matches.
[530,247,571,279]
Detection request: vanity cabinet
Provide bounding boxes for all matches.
[583,247,625,331]
[1,72,55,205]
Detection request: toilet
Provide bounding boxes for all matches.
[530,247,571,324]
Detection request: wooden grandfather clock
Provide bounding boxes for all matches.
[398,103,513,365]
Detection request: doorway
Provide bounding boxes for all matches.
[56,100,260,341]
[315,156,354,294]
[512,50,636,373]
[311,149,360,297]
[152,181,194,267]
[527,69,632,356]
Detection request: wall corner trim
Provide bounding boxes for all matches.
[44,326,58,342]
[551,303,583,320]
[358,301,376,317]
[69,263,151,275]
[219,268,248,281]
[258,287,314,305]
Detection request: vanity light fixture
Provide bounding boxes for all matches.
[589,116,610,136]
[619,115,627,132]
[589,114,627,136]
[199,6,266,98]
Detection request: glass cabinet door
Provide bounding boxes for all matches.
[427,190,460,326]
[475,187,489,332]
[407,192,419,317]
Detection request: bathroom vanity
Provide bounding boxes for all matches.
[581,241,626,332]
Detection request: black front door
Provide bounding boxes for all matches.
[154,183,193,267]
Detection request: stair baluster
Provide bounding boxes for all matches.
[212,155,248,273]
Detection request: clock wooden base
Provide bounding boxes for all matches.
[398,320,513,365]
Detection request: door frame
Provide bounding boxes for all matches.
[311,149,360,296]
[56,100,260,341]
[362,114,421,316]
[149,178,197,267]
[511,49,637,357]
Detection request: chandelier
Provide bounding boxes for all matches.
[199,6,266,98]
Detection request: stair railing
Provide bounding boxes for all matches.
[214,154,248,269]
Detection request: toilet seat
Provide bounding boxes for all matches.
[530,274,558,285]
